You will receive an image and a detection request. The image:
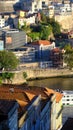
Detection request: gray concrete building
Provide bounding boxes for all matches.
[0,29,27,50]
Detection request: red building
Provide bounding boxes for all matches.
[50,48,63,67]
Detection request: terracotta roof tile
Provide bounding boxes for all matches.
[32,40,51,46]
[25,88,48,99]
[0,85,63,104]
[55,92,63,103]
[16,99,28,107]
[24,91,36,101]
[45,87,63,103]
[52,48,60,52]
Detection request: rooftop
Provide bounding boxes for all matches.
[0,84,63,103]
[32,40,52,46]
[0,84,63,118]
[52,48,60,53]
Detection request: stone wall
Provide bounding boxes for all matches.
[55,13,73,30]
[12,68,73,84]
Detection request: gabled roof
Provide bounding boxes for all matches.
[45,87,63,103]
[32,40,51,46]
[0,85,63,106]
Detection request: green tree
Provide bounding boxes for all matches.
[0,50,19,71]
[51,20,61,35]
[28,32,40,41]
[0,77,2,85]
[40,12,47,23]
[1,72,15,83]
[23,72,27,79]
[39,25,52,40]
[21,22,31,34]
[64,44,73,69]
[64,44,72,53]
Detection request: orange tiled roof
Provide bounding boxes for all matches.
[32,40,51,46]
[45,87,63,103]
[52,48,60,53]
[0,87,31,108]
[25,91,36,101]
[25,87,48,99]
[16,99,28,107]
[0,85,63,104]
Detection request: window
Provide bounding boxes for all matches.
[66,99,69,101]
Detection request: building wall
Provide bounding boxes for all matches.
[29,42,55,60]
[55,13,73,30]
[19,95,41,130]
[8,110,18,130]
[0,40,4,50]
[40,101,51,130]
[4,30,27,49]
[0,1,16,12]
[56,99,63,129]
[0,15,5,28]
[51,94,56,130]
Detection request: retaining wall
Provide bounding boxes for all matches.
[12,68,73,84]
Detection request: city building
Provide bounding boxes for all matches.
[23,0,52,13]
[0,29,27,50]
[0,85,63,130]
[14,13,36,28]
[0,15,5,28]
[13,46,36,63]
[0,40,4,50]
[29,40,55,60]
[50,48,63,67]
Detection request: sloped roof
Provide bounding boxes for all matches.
[52,48,60,52]
[45,87,63,103]
[0,85,63,106]
[32,40,51,46]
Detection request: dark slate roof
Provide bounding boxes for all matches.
[61,118,73,130]
[0,99,17,115]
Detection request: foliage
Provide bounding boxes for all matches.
[50,19,61,35]
[0,72,15,83]
[29,24,52,40]
[2,72,15,80]
[39,25,52,40]
[17,21,21,29]
[40,12,47,23]
[23,72,27,79]
[28,32,40,41]
[40,14,61,36]
[0,77,2,85]
[21,22,31,34]
[29,13,61,40]
[64,44,72,53]
[17,11,61,40]
[64,44,73,69]
[0,50,19,71]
